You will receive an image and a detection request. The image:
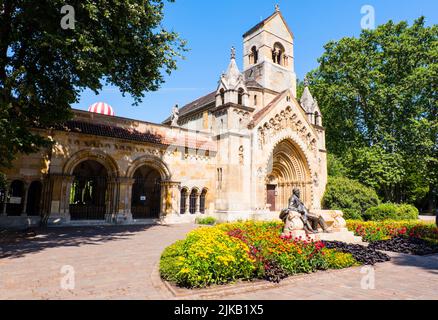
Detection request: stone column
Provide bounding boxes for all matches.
[43,174,68,224]
[115,177,135,223]
[1,183,10,216]
[60,175,74,222]
[195,191,201,215]
[21,182,29,216]
[160,181,181,217]
[184,192,190,215]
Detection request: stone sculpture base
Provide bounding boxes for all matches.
[282,210,362,244]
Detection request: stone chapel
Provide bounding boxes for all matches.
[0,7,328,227]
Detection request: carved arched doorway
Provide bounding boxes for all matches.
[266,139,311,211]
[131,166,161,219]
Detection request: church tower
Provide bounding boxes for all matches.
[242,5,297,97]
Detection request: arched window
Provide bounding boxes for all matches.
[314,112,320,126]
[251,46,258,64]
[200,189,207,214]
[238,88,244,105]
[254,95,258,106]
[272,42,285,66]
[189,189,197,214]
[220,89,225,105]
[180,188,188,214]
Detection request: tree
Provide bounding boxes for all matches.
[347,146,405,202]
[309,17,437,210]
[0,0,186,168]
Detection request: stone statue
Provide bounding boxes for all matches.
[281,188,331,235]
[171,104,179,127]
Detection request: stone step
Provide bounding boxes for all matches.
[316,231,363,244]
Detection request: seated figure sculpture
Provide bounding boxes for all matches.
[280,188,331,234]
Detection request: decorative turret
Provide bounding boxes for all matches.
[216,47,249,107]
[300,78,322,126]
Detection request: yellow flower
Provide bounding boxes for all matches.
[180,267,190,274]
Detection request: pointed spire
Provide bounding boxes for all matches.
[304,76,310,87]
[220,46,242,88]
[300,77,315,113]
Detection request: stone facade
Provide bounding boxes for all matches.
[0,8,328,227]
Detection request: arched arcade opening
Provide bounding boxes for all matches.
[131,165,161,219]
[69,160,108,220]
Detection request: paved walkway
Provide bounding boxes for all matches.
[0,224,437,300]
[0,224,195,299]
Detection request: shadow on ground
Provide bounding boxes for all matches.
[0,224,167,259]
[390,252,438,274]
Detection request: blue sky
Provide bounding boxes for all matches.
[72,0,438,123]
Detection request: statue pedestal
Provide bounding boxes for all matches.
[281,211,313,240]
[281,210,362,243]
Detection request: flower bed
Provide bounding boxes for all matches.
[347,220,438,243]
[160,222,362,288]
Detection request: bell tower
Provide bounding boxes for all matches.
[242,5,297,96]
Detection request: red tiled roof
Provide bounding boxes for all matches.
[63,120,164,145]
[59,120,216,152]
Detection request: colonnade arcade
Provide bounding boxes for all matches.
[0,179,43,217]
[0,151,211,222]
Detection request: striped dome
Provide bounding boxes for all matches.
[88,102,115,116]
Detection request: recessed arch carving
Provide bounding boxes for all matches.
[63,150,120,177]
[126,155,171,181]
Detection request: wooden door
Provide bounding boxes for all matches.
[267,185,276,212]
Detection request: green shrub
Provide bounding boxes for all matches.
[195,216,216,225]
[364,203,419,221]
[322,177,380,220]
[159,241,186,283]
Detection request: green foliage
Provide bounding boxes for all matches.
[322,249,359,269]
[195,216,217,225]
[159,241,186,283]
[0,0,186,168]
[322,177,380,220]
[327,154,347,177]
[0,172,6,190]
[308,17,437,206]
[347,146,405,201]
[296,79,305,100]
[364,203,419,221]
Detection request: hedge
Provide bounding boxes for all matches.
[363,203,419,221]
[322,177,380,220]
